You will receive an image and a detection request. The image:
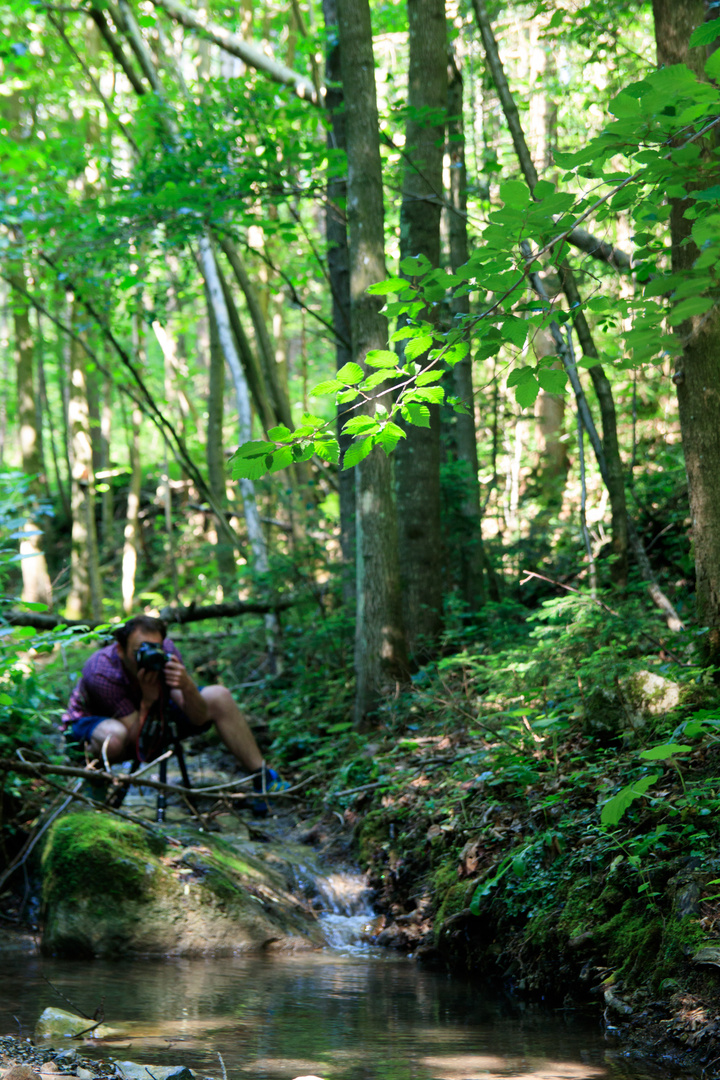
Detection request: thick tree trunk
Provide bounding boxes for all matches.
[66,308,102,621]
[322,0,355,606]
[653,0,720,655]
[447,53,486,615]
[394,0,446,659]
[10,267,53,609]
[337,0,408,726]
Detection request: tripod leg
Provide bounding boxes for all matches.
[157,756,167,823]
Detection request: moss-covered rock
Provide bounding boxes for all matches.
[40,811,323,958]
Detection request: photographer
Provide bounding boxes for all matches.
[62,614,286,798]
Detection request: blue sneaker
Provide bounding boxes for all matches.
[251,765,290,816]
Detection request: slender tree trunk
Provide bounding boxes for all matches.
[121,402,142,614]
[100,374,115,550]
[207,291,239,594]
[653,0,720,656]
[10,267,53,609]
[322,0,356,606]
[199,231,280,665]
[447,52,486,614]
[337,0,408,726]
[393,0,446,659]
[66,305,102,621]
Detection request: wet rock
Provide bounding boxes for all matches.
[115,1063,194,1080]
[76,1069,94,1079]
[51,1053,77,1066]
[40,812,323,959]
[34,1009,116,1041]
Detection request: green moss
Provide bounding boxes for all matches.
[357,810,389,864]
[42,811,164,906]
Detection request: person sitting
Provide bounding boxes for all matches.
[62,614,286,804]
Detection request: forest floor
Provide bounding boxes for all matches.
[6,593,720,1074]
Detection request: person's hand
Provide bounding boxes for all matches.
[164,656,193,694]
[137,667,162,707]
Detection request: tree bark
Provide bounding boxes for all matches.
[66,305,102,621]
[10,265,53,609]
[653,0,720,655]
[206,290,239,594]
[447,52,486,614]
[394,0,446,659]
[322,0,355,606]
[337,0,408,726]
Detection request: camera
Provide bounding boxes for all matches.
[135,641,173,672]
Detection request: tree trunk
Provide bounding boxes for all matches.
[337,0,408,726]
[447,52,486,615]
[322,0,356,607]
[10,267,53,609]
[199,231,280,665]
[394,0,446,659]
[121,401,142,614]
[653,0,720,656]
[207,291,239,594]
[66,306,102,621]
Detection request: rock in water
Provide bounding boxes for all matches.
[40,812,322,958]
[34,1008,116,1041]
[115,1063,194,1080]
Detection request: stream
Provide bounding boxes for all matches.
[0,860,691,1080]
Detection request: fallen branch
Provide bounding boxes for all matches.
[3,592,312,631]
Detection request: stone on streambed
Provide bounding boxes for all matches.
[34,1008,119,1041]
[115,1063,194,1080]
[40,812,323,958]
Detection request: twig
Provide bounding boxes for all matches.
[0,781,82,894]
[41,975,92,1020]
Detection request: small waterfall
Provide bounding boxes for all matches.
[287,854,378,952]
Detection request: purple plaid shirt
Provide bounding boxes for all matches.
[62,639,182,728]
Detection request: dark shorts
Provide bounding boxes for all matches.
[70,698,212,746]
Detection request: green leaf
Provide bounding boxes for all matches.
[232,451,273,480]
[337,389,360,404]
[407,385,444,404]
[361,370,394,390]
[601,774,659,828]
[367,277,409,296]
[381,420,406,441]
[499,180,530,209]
[691,18,720,46]
[268,447,294,474]
[668,295,714,325]
[514,375,540,409]
[343,415,379,436]
[404,334,434,361]
[314,437,340,464]
[336,362,365,385]
[343,436,374,469]
[639,743,692,761]
[312,379,343,396]
[416,369,444,386]
[366,349,399,368]
[537,369,567,395]
[19,601,49,612]
[705,50,720,79]
[401,403,431,427]
[267,425,292,441]
[233,440,272,459]
[400,254,432,276]
[501,316,528,348]
[507,366,536,388]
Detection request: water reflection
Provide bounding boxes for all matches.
[0,955,683,1080]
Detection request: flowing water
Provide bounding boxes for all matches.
[0,869,689,1079]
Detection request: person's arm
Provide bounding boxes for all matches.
[164,657,209,725]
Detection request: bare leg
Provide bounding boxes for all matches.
[199,686,264,772]
[88,718,133,763]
